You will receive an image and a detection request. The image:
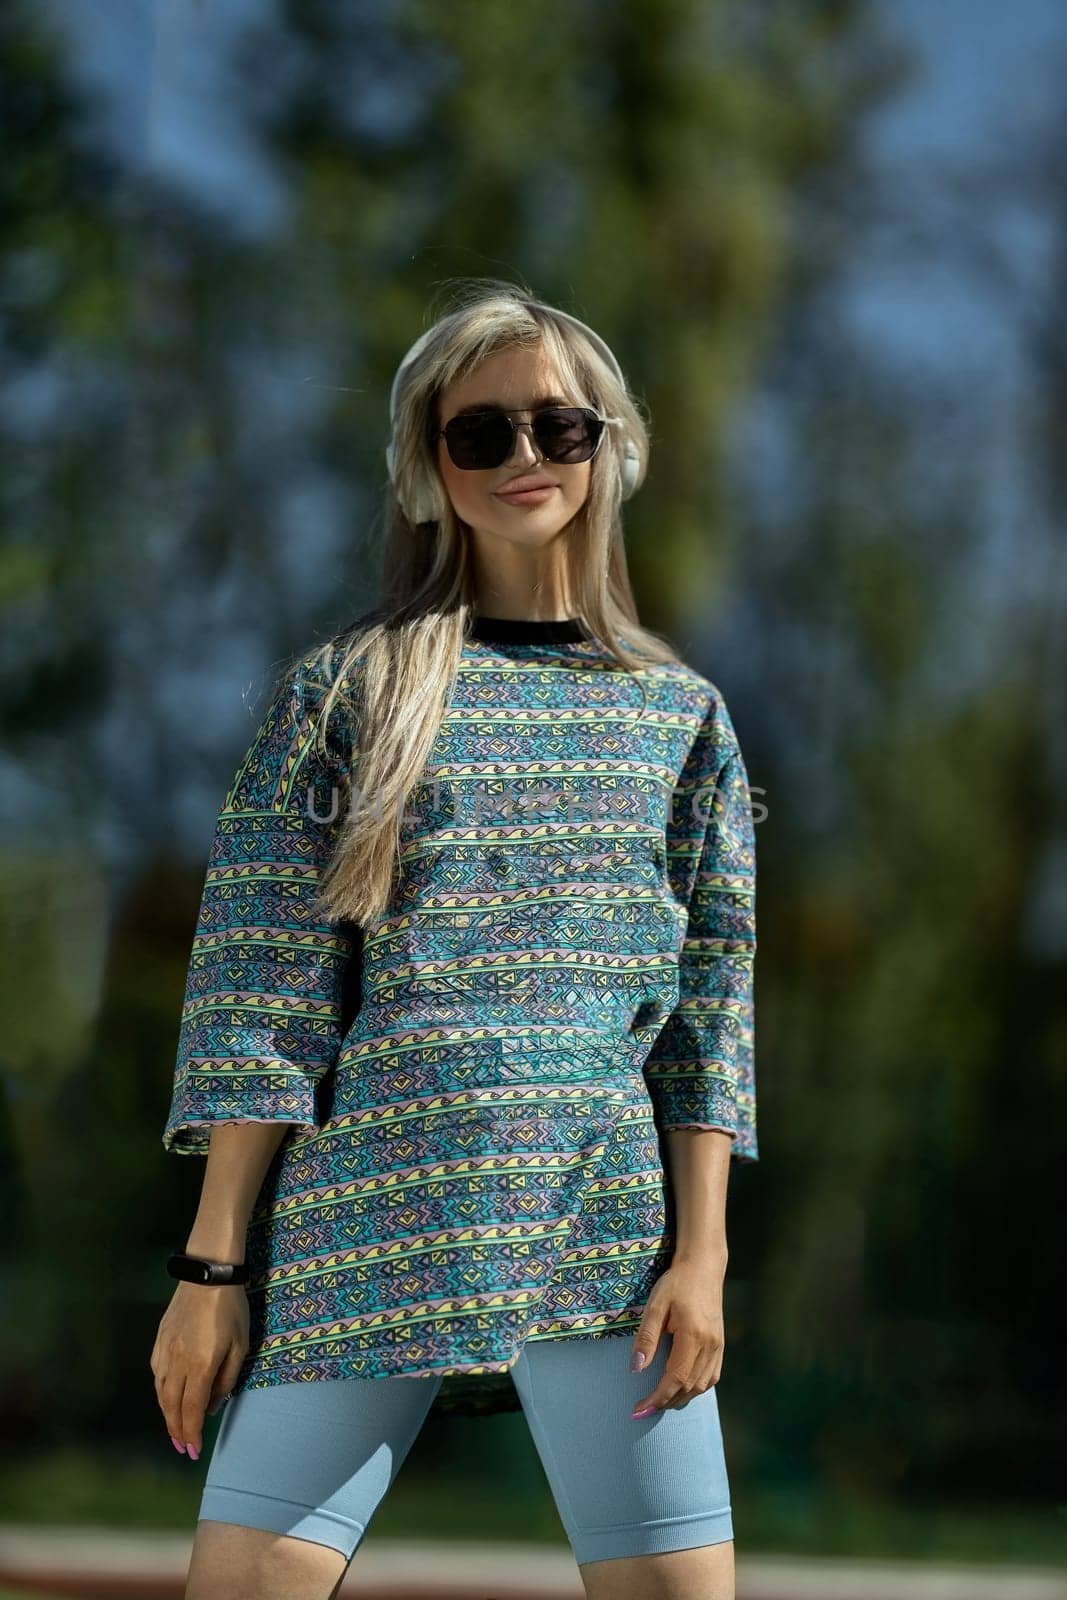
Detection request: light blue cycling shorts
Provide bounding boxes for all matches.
[197,1332,733,1567]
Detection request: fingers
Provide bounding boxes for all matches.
[180,1371,214,1458]
[632,1327,723,1416]
[207,1344,246,1415]
[632,1324,699,1413]
[632,1371,681,1416]
[154,1350,236,1457]
[155,1368,189,1453]
[664,1336,722,1411]
[628,1292,667,1383]
[631,1349,690,1416]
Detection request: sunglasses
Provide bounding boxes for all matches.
[434,405,614,471]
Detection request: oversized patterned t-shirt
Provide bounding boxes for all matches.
[163,612,758,1420]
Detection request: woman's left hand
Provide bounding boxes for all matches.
[628,1255,727,1416]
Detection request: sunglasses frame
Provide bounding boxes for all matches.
[433,405,622,471]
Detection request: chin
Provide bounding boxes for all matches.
[488,518,573,546]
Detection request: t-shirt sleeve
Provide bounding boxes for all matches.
[641,687,758,1162]
[162,656,356,1156]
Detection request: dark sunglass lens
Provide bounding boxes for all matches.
[535,408,600,463]
[444,412,511,468]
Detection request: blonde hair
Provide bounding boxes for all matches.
[291,275,686,928]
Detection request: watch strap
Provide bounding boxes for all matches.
[167,1251,249,1286]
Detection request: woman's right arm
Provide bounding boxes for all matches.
[152,1122,290,1460]
[155,657,355,1456]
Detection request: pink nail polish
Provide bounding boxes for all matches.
[171,1437,185,1454]
[631,1405,656,1419]
[630,1351,646,1372]
[187,1444,200,1461]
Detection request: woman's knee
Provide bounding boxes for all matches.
[580,1538,734,1600]
[185,1518,348,1600]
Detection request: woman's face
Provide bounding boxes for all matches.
[434,344,593,547]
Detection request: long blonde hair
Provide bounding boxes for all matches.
[291,276,687,928]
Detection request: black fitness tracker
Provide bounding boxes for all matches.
[167,1251,249,1286]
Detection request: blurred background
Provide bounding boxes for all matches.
[2,0,1065,1592]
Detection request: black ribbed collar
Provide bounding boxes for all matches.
[470,614,592,644]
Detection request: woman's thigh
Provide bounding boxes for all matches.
[510,1334,734,1568]
[195,1371,442,1563]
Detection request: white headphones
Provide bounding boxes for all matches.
[385,307,642,525]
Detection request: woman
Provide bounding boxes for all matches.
[152,279,758,1600]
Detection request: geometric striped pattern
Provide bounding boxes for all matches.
[164,616,757,1418]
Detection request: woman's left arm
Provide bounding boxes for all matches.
[627,1127,731,1416]
[628,687,758,1416]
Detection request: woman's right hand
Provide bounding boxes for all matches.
[150,1280,250,1460]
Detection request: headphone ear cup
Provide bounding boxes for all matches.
[619,438,641,501]
[409,464,439,525]
[386,438,435,524]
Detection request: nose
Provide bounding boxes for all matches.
[504,421,544,468]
